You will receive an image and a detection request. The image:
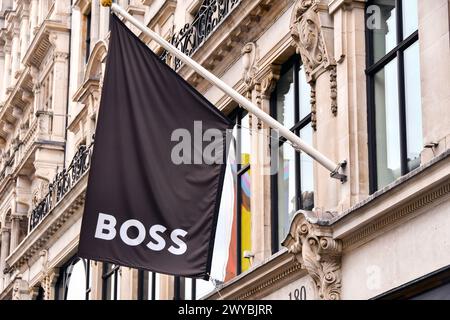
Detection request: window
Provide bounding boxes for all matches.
[366,0,422,192]
[270,55,314,253]
[56,257,92,300]
[102,263,121,300]
[137,271,160,300]
[85,10,92,63]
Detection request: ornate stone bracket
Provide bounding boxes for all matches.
[290,0,338,129]
[282,211,342,300]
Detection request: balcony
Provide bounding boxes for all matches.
[160,0,243,70]
[29,142,93,231]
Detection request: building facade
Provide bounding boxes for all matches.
[0,0,449,300]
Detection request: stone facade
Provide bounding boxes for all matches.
[0,0,448,300]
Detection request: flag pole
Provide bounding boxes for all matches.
[100,1,347,182]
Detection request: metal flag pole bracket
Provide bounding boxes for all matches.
[100,1,347,183]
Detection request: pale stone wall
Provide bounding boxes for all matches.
[341,195,450,300]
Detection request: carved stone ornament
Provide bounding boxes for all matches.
[259,64,281,100]
[282,211,342,300]
[12,278,32,300]
[242,42,259,90]
[290,0,338,126]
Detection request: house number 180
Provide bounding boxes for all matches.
[288,286,307,300]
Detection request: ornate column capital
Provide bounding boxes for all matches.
[256,64,281,100]
[282,211,342,300]
[290,0,335,82]
[290,0,338,122]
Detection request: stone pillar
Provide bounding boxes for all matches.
[30,0,39,35]
[418,0,450,162]
[90,261,103,300]
[91,0,100,47]
[30,66,41,116]
[290,0,342,212]
[10,25,20,81]
[42,268,60,300]
[9,214,21,253]
[19,8,30,64]
[249,63,281,264]
[0,50,5,101]
[328,0,369,209]
[38,0,50,25]
[50,51,69,140]
[2,39,12,94]
[0,227,11,288]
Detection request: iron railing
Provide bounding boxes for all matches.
[29,142,94,232]
[160,0,242,70]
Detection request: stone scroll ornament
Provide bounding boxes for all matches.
[290,0,338,130]
[282,212,342,300]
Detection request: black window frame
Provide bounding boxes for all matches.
[270,55,313,254]
[366,0,421,194]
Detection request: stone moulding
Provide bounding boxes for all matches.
[282,211,342,300]
[290,0,338,129]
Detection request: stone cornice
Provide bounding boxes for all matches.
[22,20,70,68]
[0,66,33,139]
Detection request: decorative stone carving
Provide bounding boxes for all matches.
[41,268,59,300]
[12,278,32,300]
[259,64,281,100]
[242,42,259,90]
[290,0,338,127]
[282,211,342,300]
[32,180,49,207]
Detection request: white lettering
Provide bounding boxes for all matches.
[147,224,167,251]
[95,213,117,241]
[168,229,188,255]
[120,219,146,246]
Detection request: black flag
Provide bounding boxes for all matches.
[78,15,232,279]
